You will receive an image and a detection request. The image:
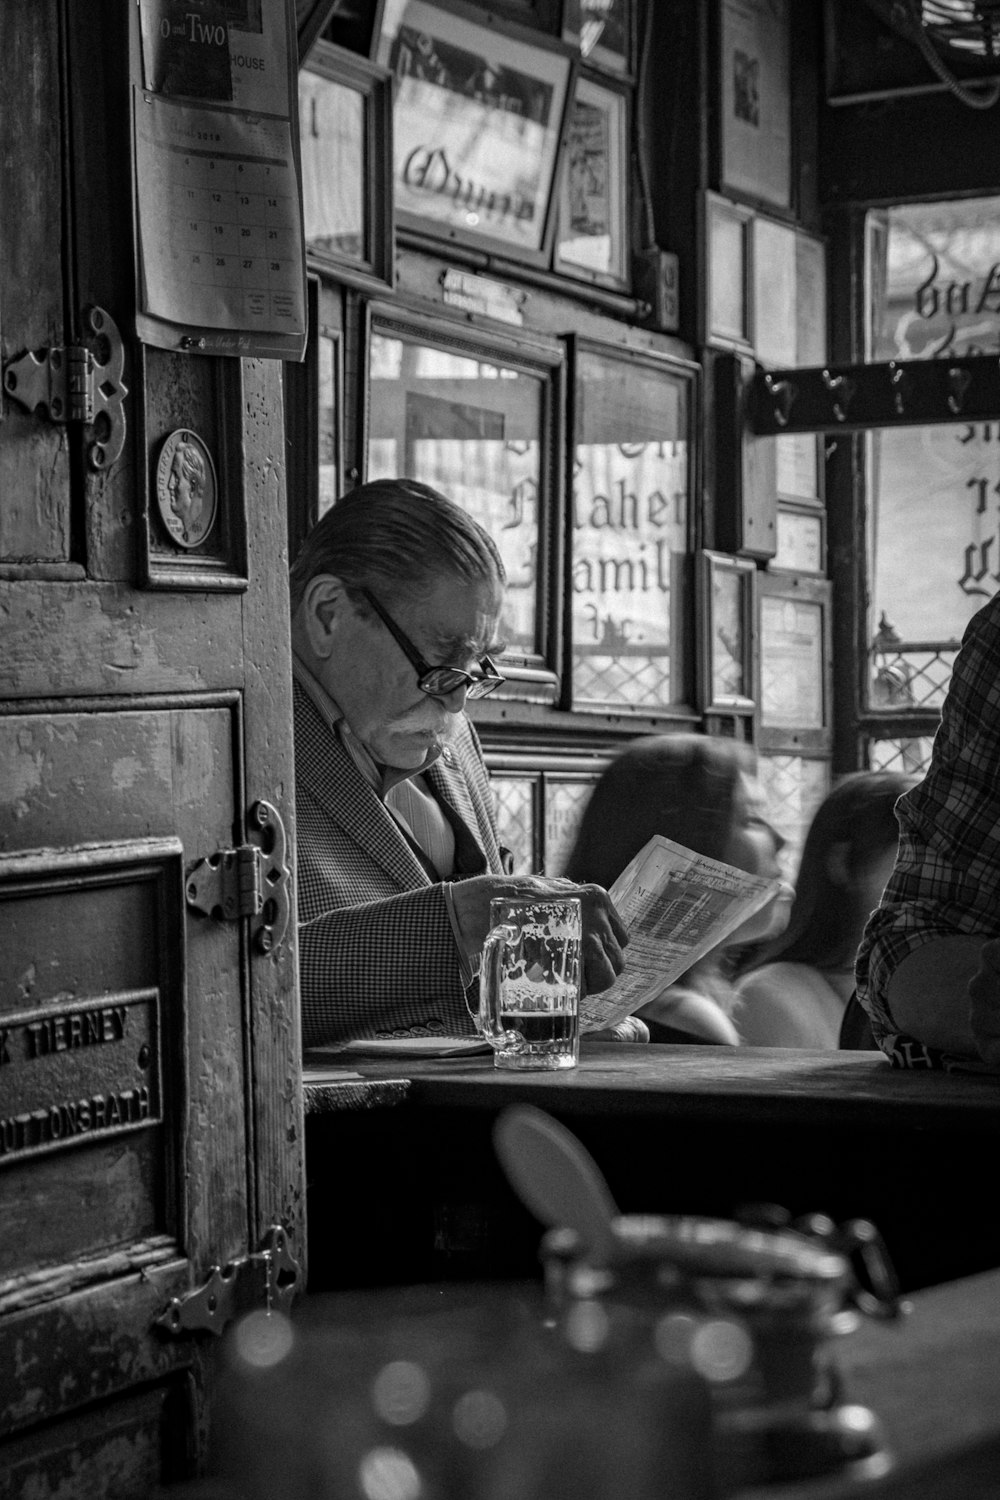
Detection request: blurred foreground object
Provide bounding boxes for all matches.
[212,1282,717,1499]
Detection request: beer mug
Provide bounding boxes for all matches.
[478,897,582,1071]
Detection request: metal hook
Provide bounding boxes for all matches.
[763,372,796,429]
[888,361,909,417]
[822,369,855,424]
[947,366,972,415]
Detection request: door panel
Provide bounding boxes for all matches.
[0,0,304,1489]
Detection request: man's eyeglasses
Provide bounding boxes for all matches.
[360,588,505,700]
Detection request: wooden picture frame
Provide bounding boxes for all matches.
[299,42,395,293]
[360,299,565,699]
[773,503,825,575]
[705,192,752,348]
[751,216,827,368]
[138,349,249,591]
[718,0,791,211]
[554,73,630,289]
[697,550,757,714]
[378,0,575,265]
[562,0,634,77]
[568,335,700,716]
[757,571,832,751]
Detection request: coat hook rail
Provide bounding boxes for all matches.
[748,353,1000,435]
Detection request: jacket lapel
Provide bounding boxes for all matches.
[294,686,429,888]
[426,750,489,875]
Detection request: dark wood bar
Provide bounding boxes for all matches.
[303,1046,1000,1295]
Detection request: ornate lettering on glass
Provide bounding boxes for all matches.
[866,198,1000,712]
[571,345,693,709]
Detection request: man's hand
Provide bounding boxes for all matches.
[449,874,628,995]
[968,937,1000,1071]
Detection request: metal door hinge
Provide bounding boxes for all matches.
[185,799,291,955]
[155,1225,301,1338]
[2,305,128,471]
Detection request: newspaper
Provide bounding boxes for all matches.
[580,835,782,1034]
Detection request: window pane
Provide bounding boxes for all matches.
[366,331,543,656]
[866,198,1000,712]
[544,777,597,876]
[868,736,934,778]
[317,333,339,519]
[867,423,996,710]
[572,349,690,708]
[868,196,1000,361]
[491,775,536,875]
[758,754,829,884]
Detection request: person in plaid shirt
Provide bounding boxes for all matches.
[289,478,629,1047]
[855,591,1000,1072]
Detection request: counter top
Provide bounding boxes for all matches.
[303,1043,1000,1126]
[303,1045,1000,1295]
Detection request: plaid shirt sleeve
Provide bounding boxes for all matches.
[855,593,1000,1069]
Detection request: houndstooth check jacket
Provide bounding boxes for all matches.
[294,680,510,1046]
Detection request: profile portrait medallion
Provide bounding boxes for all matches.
[155,428,218,550]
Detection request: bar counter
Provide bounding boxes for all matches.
[303,1044,1000,1295]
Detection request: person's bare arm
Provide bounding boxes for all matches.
[886,935,984,1058]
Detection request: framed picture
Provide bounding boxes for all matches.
[378,0,574,264]
[775,431,820,503]
[773,504,824,574]
[718,0,791,210]
[568,336,699,715]
[705,192,752,347]
[758,571,832,751]
[697,550,757,713]
[299,42,394,292]
[562,0,634,76]
[554,74,629,289]
[362,300,565,697]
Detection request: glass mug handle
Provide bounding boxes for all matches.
[478,922,526,1054]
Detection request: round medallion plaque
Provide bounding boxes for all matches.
[155,428,218,549]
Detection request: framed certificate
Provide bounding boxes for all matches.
[697,550,757,713]
[758,572,832,750]
[706,192,752,347]
[554,74,629,289]
[719,0,791,210]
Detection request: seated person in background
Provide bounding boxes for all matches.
[856,591,1000,1072]
[736,772,915,1048]
[290,477,629,1046]
[563,734,792,1045]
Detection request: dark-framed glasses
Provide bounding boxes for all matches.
[360,587,505,700]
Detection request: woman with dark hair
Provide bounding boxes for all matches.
[563,733,792,1045]
[736,771,915,1048]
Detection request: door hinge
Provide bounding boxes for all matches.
[185,799,291,955]
[155,1225,301,1338]
[2,305,128,471]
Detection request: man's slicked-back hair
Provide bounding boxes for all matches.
[289,478,505,614]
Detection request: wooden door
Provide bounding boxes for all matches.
[0,3,304,1494]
